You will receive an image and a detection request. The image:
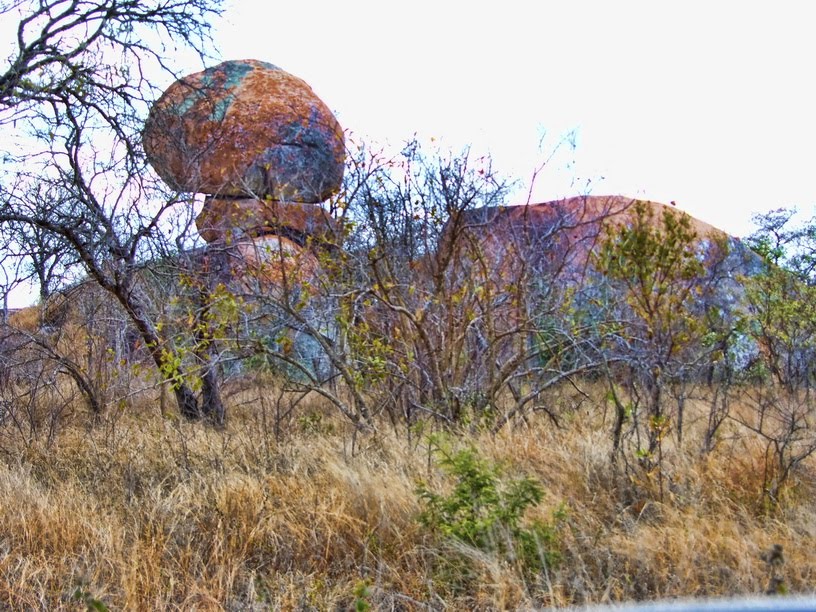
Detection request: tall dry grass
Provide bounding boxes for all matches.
[0,385,814,610]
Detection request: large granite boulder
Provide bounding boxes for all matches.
[143,59,344,202]
[439,195,745,280]
[438,195,765,373]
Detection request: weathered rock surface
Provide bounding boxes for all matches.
[448,195,718,244]
[196,197,339,245]
[441,195,749,275]
[143,59,344,202]
[438,195,764,323]
[234,234,321,288]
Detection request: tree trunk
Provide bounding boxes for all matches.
[200,363,225,426]
[169,383,199,420]
[193,261,226,427]
[112,282,202,419]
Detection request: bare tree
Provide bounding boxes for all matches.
[0,183,82,302]
[224,141,627,436]
[0,0,224,420]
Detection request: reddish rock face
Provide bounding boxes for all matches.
[437,195,730,284]
[143,59,344,202]
[447,196,721,247]
[196,197,339,245]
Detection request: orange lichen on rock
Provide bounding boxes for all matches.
[143,59,344,202]
[143,59,346,298]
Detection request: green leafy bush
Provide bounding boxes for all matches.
[416,435,564,583]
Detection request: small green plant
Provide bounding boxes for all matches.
[71,585,109,612]
[297,411,334,435]
[352,579,372,611]
[416,435,563,582]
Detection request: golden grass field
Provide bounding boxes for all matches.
[0,383,813,610]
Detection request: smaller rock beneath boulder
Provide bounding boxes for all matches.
[233,235,321,292]
[196,197,339,245]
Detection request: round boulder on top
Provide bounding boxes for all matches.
[143,59,344,202]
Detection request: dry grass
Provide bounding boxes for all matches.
[0,387,814,610]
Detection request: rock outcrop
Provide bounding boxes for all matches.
[233,234,322,291]
[144,60,345,379]
[440,195,759,281]
[438,195,764,373]
[195,197,339,246]
[144,58,344,285]
[142,60,764,385]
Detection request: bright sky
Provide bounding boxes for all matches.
[2,1,815,309]
[212,0,816,238]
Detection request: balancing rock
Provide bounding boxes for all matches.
[143,59,344,202]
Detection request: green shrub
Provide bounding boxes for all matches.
[416,435,564,584]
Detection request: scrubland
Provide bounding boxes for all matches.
[0,383,813,611]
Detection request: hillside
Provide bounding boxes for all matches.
[0,3,813,608]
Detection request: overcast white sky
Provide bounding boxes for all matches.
[211,0,816,238]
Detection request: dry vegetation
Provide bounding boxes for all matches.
[4,4,816,608]
[3,162,815,610]
[0,382,814,611]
